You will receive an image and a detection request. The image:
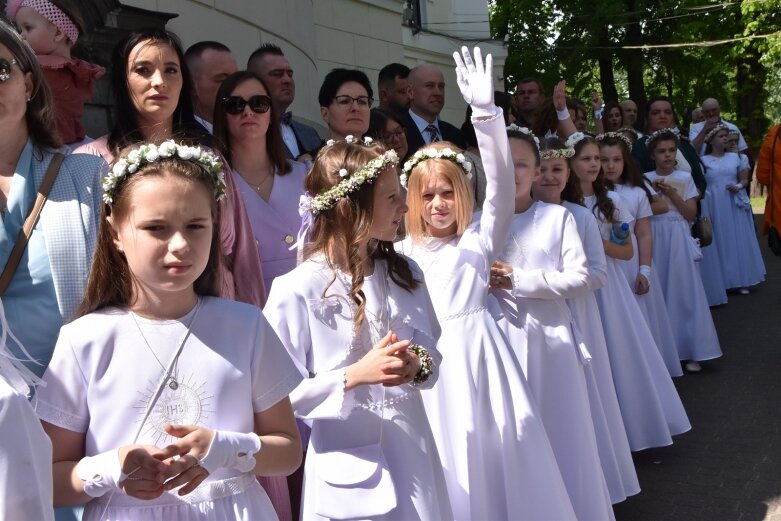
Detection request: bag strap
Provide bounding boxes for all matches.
[0,153,65,296]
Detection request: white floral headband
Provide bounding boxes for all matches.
[564,132,588,149]
[540,147,575,160]
[646,127,678,148]
[102,140,226,205]
[704,124,729,143]
[596,131,633,151]
[401,147,472,189]
[506,124,540,150]
[299,137,399,215]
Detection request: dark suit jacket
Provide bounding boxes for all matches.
[283,118,323,159]
[402,110,467,161]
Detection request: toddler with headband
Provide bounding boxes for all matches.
[6,0,105,146]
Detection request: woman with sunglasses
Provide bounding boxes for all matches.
[0,19,106,519]
[74,29,266,308]
[367,107,409,162]
[213,71,307,298]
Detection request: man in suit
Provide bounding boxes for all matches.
[402,63,466,159]
[248,43,322,160]
[185,41,238,134]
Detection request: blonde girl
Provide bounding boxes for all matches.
[398,48,575,521]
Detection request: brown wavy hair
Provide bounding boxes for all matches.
[540,137,584,205]
[598,134,654,203]
[77,151,221,317]
[304,141,418,329]
[570,136,619,223]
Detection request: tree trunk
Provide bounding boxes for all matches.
[598,28,618,102]
[624,0,647,131]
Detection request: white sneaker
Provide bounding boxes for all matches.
[739,287,750,295]
[685,361,702,372]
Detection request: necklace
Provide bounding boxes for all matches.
[131,299,203,390]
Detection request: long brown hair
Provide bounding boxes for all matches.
[304,141,418,329]
[541,137,584,205]
[598,135,654,203]
[77,154,222,317]
[570,136,619,223]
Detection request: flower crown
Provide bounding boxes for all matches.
[617,126,639,137]
[646,128,679,150]
[299,136,398,215]
[703,123,729,143]
[401,147,472,189]
[539,147,575,160]
[102,140,226,205]
[564,132,588,149]
[596,131,633,151]
[506,124,540,150]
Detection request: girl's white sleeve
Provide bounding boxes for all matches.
[473,109,515,261]
[511,212,591,299]
[407,270,442,390]
[582,212,609,290]
[264,281,357,421]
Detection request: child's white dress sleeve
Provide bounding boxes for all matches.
[583,212,609,291]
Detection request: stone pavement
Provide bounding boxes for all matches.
[614,216,781,521]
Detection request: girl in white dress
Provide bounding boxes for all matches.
[35,141,304,520]
[567,132,691,450]
[398,49,576,521]
[701,125,765,293]
[644,129,723,372]
[263,137,452,521]
[490,128,614,520]
[597,132,683,377]
[532,137,640,503]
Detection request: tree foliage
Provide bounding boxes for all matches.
[489,0,781,144]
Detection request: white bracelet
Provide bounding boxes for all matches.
[200,430,262,474]
[75,449,126,498]
[556,108,571,121]
[594,108,603,120]
[639,265,652,282]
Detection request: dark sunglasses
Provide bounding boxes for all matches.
[0,58,17,83]
[222,95,272,115]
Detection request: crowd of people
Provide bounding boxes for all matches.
[0,1,776,519]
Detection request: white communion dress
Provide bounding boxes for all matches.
[491,201,615,520]
[613,183,683,377]
[584,192,691,451]
[399,111,576,521]
[562,201,640,503]
[35,297,302,520]
[264,258,453,521]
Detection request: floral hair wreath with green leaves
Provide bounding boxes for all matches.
[401,147,473,189]
[596,131,633,151]
[102,140,226,206]
[298,135,399,215]
[646,128,679,149]
[539,147,575,160]
[703,123,730,144]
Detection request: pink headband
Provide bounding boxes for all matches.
[6,0,80,44]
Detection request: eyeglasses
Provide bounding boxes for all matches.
[222,95,272,115]
[383,126,406,142]
[0,58,17,83]
[332,95,373,109]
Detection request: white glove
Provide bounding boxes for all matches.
[453,46,495,118]
[199,430,261,473]
[76,449,124,498]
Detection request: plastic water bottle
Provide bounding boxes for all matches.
[610,222,630,244]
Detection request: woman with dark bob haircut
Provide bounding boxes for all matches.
[318,68,373,142]
[0,18,106,520]
[367,107,408,161]
[75,29,266,308]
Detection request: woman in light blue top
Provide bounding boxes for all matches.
[0,19,105,376]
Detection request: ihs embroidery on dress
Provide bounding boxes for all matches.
[135,374,214,445]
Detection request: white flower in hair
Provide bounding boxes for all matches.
[345,135,356,143]
[300,149,399,215]
[326,139,336,146]
[102,140,226,205]
[564,132,588,149]
[364,136,373,144]
[400,146,473,188]
[339,168,349,178]
[506,124,541,150]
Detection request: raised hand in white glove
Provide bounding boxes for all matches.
[453,46,496,118]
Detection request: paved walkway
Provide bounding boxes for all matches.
[615,215,781,521]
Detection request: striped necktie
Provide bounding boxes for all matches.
[425,124,440,144]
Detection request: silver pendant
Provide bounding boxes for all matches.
[168,378,179,390]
